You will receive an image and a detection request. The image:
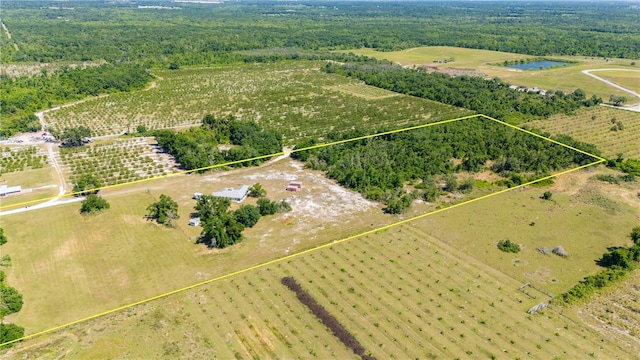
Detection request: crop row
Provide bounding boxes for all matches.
[528,107,640,159]
[43,62,470,140]
[58,138,178,187]
[273,223,622,358]
[0,146,47,175]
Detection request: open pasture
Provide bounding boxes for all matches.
[58,137,179,188]
[347,46,636,101]
[41,61,470,139]
[410,167,640,297]
[4,220,634,359]
[527,107,640,159]
[592,70,640,94]
[0,158,391,334]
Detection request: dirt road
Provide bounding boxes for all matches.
[582,69,640,112]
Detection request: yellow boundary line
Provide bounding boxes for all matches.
[0,115,605,347]
[1,114,477,210]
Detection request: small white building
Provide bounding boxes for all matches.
[0,185,21,197]
[188,217,201,226]
[212,185,250,202]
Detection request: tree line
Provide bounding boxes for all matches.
[2,1,638,66]
[153,115,283,171]
[292,118,600,213]
[0,228,25,348]
[0,63,152,137]
[324,62,602,122]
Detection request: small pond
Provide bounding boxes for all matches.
[506,60,572,70]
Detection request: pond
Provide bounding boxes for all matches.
[506,60,572,70]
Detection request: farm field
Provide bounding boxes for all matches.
[0,145,60,207]
[58,137,179,189]
[4,218,636,359]
[3,155,639,353]
[527,107,640,160]
[42,61,470,139]
[347,46,637,101]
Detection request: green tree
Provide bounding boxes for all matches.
[147,194,180,226]
[631,226,640,246]
[257,198,279,216]
[234,205,261,228]
[60,126,92,147]
[195,195,230,220]
[199,212,244,248]
[249,183,267,198]
[80,194,110,214]
[0,228,6,246]
[0,285,24,317]
[443,174,458,192]
[609,95,627,106]
[0,323,24,347]
[72,174,102,196]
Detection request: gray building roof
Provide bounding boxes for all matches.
[0,185,21,196]
[212,185,250,202]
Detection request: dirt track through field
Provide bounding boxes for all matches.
[582,69,640,111]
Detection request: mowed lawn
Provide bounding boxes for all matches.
[527,106,640,159]
[5,221,635,358]
[347,46,636,100]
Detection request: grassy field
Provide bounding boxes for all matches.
[4,216,636,359]
[592,70,640,94]
[42,61,470,139]
[410,167,640,296]
[1,158,393,333]
[527,106,640,159]
[347,46,637,101]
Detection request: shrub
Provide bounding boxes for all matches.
[497,239,520,253]
[540,191,553,200]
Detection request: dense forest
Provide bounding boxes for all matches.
[292,118,600,213]
[324,62,601,122]
[0,64,152,136]
[1,1,638,66]
[153,115,283,171]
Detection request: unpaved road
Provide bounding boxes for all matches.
[582,69,640,112]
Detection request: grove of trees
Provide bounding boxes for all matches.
[292,118,600,213]
[193,194,291,249]
[324,62,602,122]
[0,64,152,137]
[154,115,282,171]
